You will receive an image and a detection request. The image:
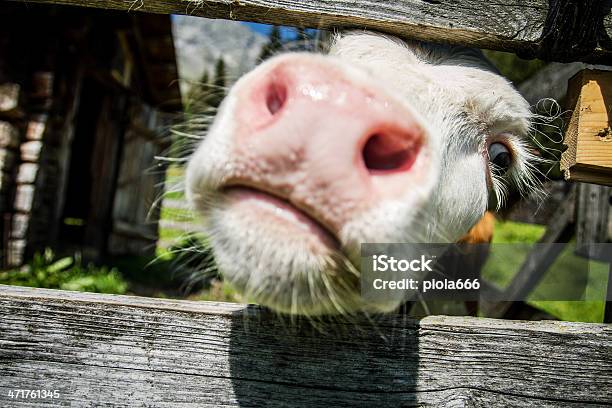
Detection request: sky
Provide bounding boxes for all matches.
[170,14,309,41]
[241,22,297,40]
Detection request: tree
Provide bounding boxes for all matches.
[185,69,211,114]
[200,71,210,90]
[208,57,227,109]
[213,58,226,90]
[259,26,283,61]
[296,27,306,43]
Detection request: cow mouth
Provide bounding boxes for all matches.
[220,185,341,251]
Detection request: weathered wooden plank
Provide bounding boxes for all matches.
[575,183,612,323]
[0,171,14,194]
[576,183,611,255]
[25,115,48,141]
[9,0,612,63]
[0,82,22,119]
[10,213,30,239]
[109,100,167,257]
[607,264,612,323]
[561,70,612,186]
[0,148,16,170]
[0,121,20,149]
[6,240,26,266]
[0,285,610,407]
[112,219,157,240]
[20,140,43,162]
[15,163,39,184]
[13,184,35,213]
[30,71,54,100]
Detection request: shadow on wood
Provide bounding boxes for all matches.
[228,308,419,406]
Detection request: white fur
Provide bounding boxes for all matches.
[186,31,539,315]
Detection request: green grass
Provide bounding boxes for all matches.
[192,279,243,303]
[160,206,197,222]
[158,164,196,253]
[164,190,185,200]
[0,249,128,295]
[166,165,186,179]
[156,165,237,302]
[159,228,190,242]
[529,300,605,323]
[485,221,545,287]
[492,220,546,244]
[483,220,607,322]
[162,165,186,200]
[482,50,547,85]
[156,168,240,302]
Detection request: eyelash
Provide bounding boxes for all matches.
[485,136,515,207]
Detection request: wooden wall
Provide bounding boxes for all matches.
[0,4,179,265]
[108,102,172,257]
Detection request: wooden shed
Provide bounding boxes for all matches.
[0,3,182,266]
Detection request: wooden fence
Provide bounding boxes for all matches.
[11,0,612,63]
[0,285,610,407]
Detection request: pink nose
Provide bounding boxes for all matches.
[231,55,431,232]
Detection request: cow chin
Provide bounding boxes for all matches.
[206,200,406,316]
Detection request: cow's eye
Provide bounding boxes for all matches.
[488,142,512,174]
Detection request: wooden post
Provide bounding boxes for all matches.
[574,183,612,323]
[575,183,611,258]
[606,265,612,323]
[561,70,612,186]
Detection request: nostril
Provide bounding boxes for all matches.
[362,131,421,173]
[265,80,287,115]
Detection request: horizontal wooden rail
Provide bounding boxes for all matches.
[9,0,612,63]
[0,284,610,407]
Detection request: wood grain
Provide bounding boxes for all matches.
[561,70,612,186]
[0,83,22,119]
[0,284,610,407]
[8,0,612,63]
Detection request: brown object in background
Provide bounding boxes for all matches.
[458,212,496,244]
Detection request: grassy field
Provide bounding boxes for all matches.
[157,165,192,250]
[484,221,607,322]
[156,165,243,303]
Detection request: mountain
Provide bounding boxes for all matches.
[172,15,267,99]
